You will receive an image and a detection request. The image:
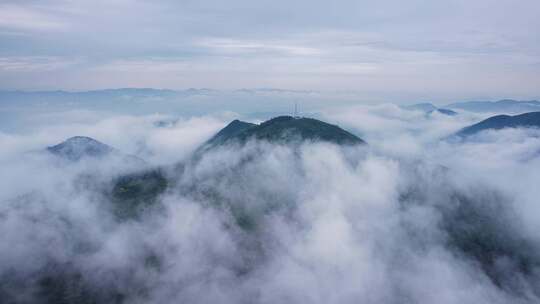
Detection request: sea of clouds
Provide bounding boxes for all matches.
[1,102,540,303]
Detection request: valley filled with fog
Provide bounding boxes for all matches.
[2,95,540,303]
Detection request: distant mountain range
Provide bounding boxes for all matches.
[403,100,540,115]
[0,88,212,110]
[2,89,538,115]
[0,88,316,103]
[445,99,540,113]
[455,112,540,137]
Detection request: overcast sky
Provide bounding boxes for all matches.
[0,0,539,101]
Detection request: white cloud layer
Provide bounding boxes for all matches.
[1,104,540,302]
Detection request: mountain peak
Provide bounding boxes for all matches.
[206,119,257,146]
[204,116,365,148]
[62,136,105,144]
[47,136,115,161]
[405,103,438,112]
[404,103,457,116]
[429,108,458,116]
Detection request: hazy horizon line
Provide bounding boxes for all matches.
[1,87,539,103]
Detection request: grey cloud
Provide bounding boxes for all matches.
[0,0,538,100]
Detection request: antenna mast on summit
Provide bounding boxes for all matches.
[294,102,298,118]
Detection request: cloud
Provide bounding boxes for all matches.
[0,0,538,99]
[0,4,67,31]
[0,56,80,72]
[1,104,540,302]
[319,103,482,157]
[197,38,323,56]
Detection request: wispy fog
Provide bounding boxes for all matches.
[1,102,540,303]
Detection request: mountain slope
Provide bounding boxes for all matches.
[206,119,257,146]
[111,169,168,219]
[456,111,540,137]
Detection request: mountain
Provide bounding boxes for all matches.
[446,99,540,114]
[113,116,366,220]
[431,108,458,116]
[187,116,366,229]
[45,116,365,220]
[45,136,159,219]
[455,111,540,137]
[404,103,438,112]
[47,136,144,165]
[47,136,115,161]
[403,103,458,116]
[204,116,366,148]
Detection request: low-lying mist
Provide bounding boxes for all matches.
[1,104,540,303]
